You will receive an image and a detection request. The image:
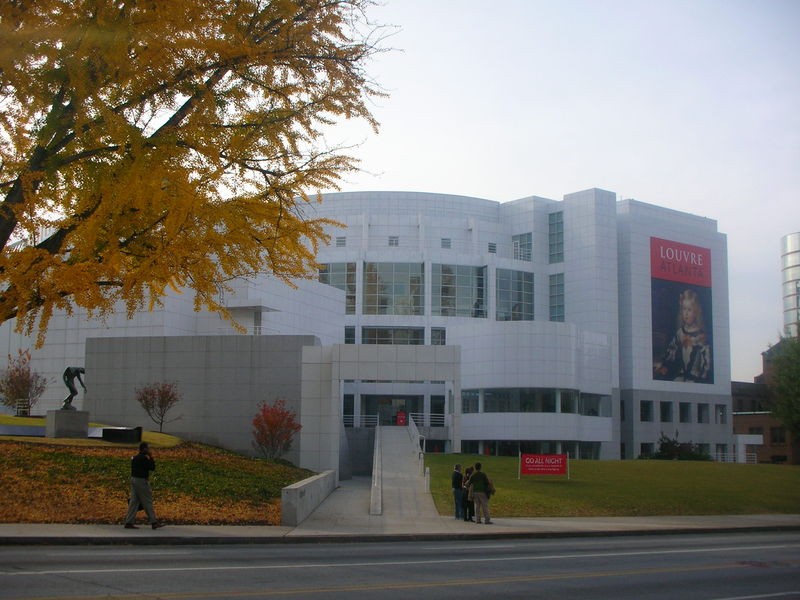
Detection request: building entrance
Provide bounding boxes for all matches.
[363,395,423,425]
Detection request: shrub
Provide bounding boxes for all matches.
[252,399,302,459]
[135,381,182,432]
[652,432,711,461]
[0,349,47,412]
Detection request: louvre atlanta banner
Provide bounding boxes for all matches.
[650,237,714,384]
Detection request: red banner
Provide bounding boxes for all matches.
[650,237,712,287]
[520,453,568,476]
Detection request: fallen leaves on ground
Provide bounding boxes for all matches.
[0,440,311,525]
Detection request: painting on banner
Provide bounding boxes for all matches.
[650,237,714,384]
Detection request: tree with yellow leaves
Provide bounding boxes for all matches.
[0,0,382,344]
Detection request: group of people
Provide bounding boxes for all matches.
[451,462,494,524]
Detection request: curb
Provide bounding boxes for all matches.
[3,524,799,546]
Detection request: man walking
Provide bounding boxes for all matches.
[451,463,464,519]
[468,462,493,524]
[124,442,164,530]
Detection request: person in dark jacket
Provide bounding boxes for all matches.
[468,462,493,524]
[462,465,475,522]
[451,464,464,519]
[123,442,164,530]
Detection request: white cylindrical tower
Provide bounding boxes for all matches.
[782,232,800,337]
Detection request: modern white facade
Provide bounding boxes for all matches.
[0,187,734,466]
[312,189,732,460]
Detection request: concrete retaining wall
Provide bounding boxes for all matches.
[280,470,337,526]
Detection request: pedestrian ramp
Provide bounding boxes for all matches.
[290,425,442,536]
[371,425,432,518]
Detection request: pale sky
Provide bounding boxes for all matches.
[321,0,800,382]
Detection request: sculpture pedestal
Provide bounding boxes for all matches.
[46,410,89,438]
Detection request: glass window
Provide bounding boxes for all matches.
[462,390,479,413]
[488,242,497,254]
[335,236,346,247]
[771,427,786,444]
[640,400,654,422]
[548,211,564,263]
[344,326,355,344]
[441,238,451,249]
[388,236,399,247]
[512,232,532,261]
[580,393,606,416]
[715,404,727,424]
[485,389,519,412]
[496,269,533,321]
[549,273,565,322]
[640,443,655,457]
[319,262,356,315]
[697,403,710,424]
[660,401,673,423]
[561,390,578,414]
[432,264,486,318]
[431,327,446,345]
[361,327,424,345]
[362,262,424,316]
[679,402,692,423]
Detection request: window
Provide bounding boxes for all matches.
[697,403,710,424]
[485,389,518,412]
[496,269,533,321]
[319,262,356,315]
[462,390,479,413]
[660,401,673,423]
[715,404,727,424]
[679,402,692,423]
[560,390,578,414]
[771,427,787,444]
[361,327,424,345]
[548,211,564,263]
[640,443,655,457]
[432,264,486,318]
[344,326,355,344]
[640,400,654,422]
[431,327,446,345]
[343,394,354,427]
[388,236,399,247]
[441,238,451,249]
[580,393,607,416]
[335,236,346,247]
[512,232,532,261]
[748,426,764,435]
[488,242,497,254]
[715,444,728,460]
[620,400,626,421]
[549,273,565,322]
[362,262,424,316]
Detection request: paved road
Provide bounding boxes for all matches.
[1,531,798,600]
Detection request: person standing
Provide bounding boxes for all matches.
[124,442,164,530]
[451,464,464,519]
[462,465,475,522]
[468,462,493,524]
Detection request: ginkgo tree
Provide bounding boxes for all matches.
[0,0,382,345]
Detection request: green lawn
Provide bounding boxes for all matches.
[427,454,800,517]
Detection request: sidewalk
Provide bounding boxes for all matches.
[2,426,799,545]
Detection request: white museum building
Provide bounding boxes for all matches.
[0,188,735,471]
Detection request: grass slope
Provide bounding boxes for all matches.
[427,454,800,517]
[0,439,313,525]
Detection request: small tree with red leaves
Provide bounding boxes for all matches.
[0,349,47,413]
[135,381,182,432]
[252,399,302,460]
